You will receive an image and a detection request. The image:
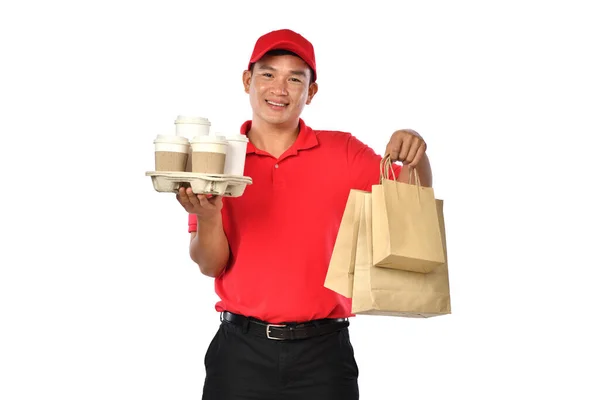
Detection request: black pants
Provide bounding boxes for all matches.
[202,319,359,399]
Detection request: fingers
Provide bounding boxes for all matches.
[388,131,427,166]
[386,143,400,162]
[177,187,222,214]
[184,188,202,208]
[389,136,413,163]
[176,187,193,211]
[405,139,421,166]
[198,193,223,208]
[398,138,410,162]
[196,192,209,208]
[408,143,426,167]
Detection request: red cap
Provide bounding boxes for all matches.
[248,29,317,82]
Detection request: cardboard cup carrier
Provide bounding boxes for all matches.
[147,117,253,198]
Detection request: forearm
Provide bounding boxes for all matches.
[190,216,230,277]
[397,153,433,187]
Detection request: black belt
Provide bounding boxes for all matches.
[220,311,349,341]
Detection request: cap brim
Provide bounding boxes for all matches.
[248,40,316,79]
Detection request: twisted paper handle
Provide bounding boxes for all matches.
[379,154,397,183]
[379,155,421,186]
[379,154,422,201]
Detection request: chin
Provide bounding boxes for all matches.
[261,114,292,126]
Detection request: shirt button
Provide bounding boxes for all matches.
[274,164,279,169]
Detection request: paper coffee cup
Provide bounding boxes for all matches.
[154,135,190,171]
[190,135,228,174]
[222,134,249,176]
[174,115,211,139]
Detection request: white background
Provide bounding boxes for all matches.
[1,0,599,399]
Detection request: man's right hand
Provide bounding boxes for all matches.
[176,187,223,221]
[178,187,229,277]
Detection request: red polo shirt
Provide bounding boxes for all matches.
[188,119,401,323]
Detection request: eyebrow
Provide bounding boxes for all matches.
[256,64,308,77]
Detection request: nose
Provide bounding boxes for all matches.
[270,77,289,96]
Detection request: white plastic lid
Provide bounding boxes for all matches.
[190,135,228,145]
[174,115,211,125]
[154,134,190,144]
[221,133,249,143]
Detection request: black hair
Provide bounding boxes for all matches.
[249,49,316,83]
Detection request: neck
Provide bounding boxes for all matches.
[247,118,300,158]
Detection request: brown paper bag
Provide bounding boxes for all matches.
[372,158,445,273]
[324,189,368,298]
[352,192,451,317]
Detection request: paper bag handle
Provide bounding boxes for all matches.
[379,154,397,183]
[379,154,421,188]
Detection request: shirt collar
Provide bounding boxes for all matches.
[241,118,319,155]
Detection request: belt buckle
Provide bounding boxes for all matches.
[265,324,286,340]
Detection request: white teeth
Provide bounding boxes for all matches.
[266,100,285,107]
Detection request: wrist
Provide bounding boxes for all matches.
[196,213,222,227]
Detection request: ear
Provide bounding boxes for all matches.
[242,70,252,94]
[305,82,319,105]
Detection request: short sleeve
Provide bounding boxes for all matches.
[188,213,197,233]
[346,134,401,191]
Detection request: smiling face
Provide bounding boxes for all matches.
[243,53,318,129]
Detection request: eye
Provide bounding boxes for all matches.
[290,77,302,83]
[262,73,273,78]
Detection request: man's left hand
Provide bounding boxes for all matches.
[385,129,427,167]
